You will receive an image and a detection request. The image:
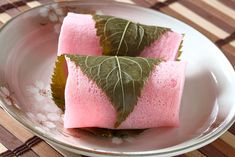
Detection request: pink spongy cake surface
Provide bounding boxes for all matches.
[58,13,183,60]
[64,59,186,129]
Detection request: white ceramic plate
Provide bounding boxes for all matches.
[0,1,235,157]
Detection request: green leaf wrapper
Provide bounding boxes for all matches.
[93,15,170,56]
[79,128,146,138]
[66,55,161,127]
[50,55,66,111]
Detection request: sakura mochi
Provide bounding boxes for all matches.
[58,13,183,60]
[52,13,186,129]
[63,57,186,129]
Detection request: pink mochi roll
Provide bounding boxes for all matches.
[64,59,186,129]
[58,13,183,60]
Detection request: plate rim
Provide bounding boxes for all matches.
[0,0,235,156]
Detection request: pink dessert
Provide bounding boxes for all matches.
[64,58,186,129]
[56,13,186,129]
[58,13,183,60]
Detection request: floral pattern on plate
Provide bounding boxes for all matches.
[38,3,97,34]
[25,81,63,132]
[0,87,20,109]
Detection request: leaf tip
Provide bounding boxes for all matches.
[176,34,184,60]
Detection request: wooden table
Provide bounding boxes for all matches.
[0,0,235,156]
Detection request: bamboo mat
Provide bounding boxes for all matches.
[0,0,235,157]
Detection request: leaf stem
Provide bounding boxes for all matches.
[116,21,131,55]
[115,56,126,121]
